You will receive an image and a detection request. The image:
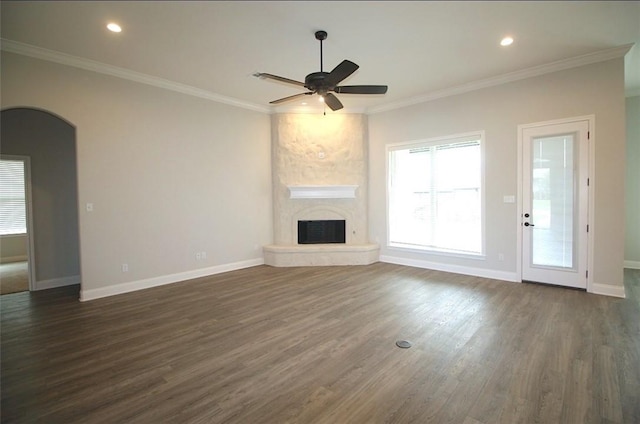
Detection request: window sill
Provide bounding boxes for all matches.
[388,243,485,261]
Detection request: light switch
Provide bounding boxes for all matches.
[86,203,94,212]
[503,195,515,204]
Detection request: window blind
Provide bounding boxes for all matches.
[0,160,27,236]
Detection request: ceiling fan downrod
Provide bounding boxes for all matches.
[315,30,327,73]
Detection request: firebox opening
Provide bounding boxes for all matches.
[298,220,346,244]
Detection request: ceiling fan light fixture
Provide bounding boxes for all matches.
[318,95,324,102]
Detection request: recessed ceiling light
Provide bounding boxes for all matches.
[500,36,514,47]
[107,23,122,33]
[301,102,307,105]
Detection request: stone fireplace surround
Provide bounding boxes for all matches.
[263,113,379,267]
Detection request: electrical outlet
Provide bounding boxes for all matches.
[121,263,129,272]
[201,251,207,260]
[498,253,504,261]
[195,252,202,260]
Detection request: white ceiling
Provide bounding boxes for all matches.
[2,1,639,113]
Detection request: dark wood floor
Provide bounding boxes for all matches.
[1,263,639,423]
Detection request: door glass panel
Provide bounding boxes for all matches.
[531,134,575,269]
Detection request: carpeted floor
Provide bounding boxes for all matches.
[0,261,29,295]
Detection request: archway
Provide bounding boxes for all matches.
[0,108,81,294]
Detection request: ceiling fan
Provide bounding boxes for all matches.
[254,30,388,111]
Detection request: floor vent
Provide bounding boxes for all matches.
[395,340,412,349]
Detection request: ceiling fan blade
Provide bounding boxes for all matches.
[269,92,313,105]
[325,60,359,87]
[254,73,306,88]
[334,85,388,94]
[323,93,343,111]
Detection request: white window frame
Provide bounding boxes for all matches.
[386,131,486,258]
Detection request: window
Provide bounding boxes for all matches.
[0,159,27,236]
[387,132,484,255]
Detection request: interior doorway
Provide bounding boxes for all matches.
[0,108,80,294]
[518,116,593,290]
[0,155,34,294]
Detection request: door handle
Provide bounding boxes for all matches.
[524,222,535,227]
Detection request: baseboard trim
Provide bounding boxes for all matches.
[624,260,640,270]
[379,255,519,283]
[80,258,264,302]
[0,255,28,264]
[35,275,80,291]
[590,283,626,298]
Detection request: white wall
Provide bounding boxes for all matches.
[369,59,627,294]
[1,51,272,300]
[626,95,640,268]
[0,235,27,263]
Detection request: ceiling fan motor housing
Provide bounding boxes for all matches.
[305,72,331,93]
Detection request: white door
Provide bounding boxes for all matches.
[520,119,589,288]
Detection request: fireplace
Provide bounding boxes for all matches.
[298,220,346,244]
[264,113,379,266]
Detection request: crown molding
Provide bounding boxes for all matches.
[367,43,634,114]
[2,38,632,115]
[0,38,271,114]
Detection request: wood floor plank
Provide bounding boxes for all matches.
[2,263,639,423]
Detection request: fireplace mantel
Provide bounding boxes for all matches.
[288,185,358,199]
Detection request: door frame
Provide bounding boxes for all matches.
[1,154,36,291]
[516,115,595,293]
